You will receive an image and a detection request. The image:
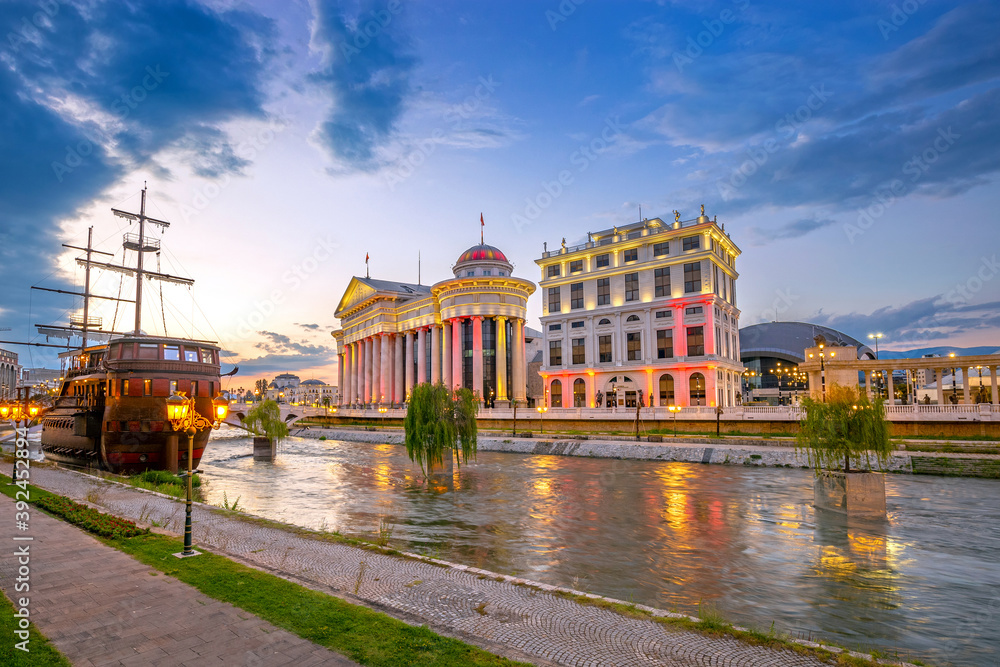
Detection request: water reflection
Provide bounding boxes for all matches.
[199,433,999,665]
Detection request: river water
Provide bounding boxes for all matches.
[199,432,1000,665]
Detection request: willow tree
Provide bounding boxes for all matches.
[403,383,479,475]
[243,399,289,445]
[797,384,891,473]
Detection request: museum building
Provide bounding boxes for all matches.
[332,243,536,407]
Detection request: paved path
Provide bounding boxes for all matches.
[21,465,841,667]
[0,493,357,667]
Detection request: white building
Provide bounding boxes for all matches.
[535,208,743,409]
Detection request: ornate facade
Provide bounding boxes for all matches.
[535,209,743,409]
[332,244,536,406]
[0,348,19,399]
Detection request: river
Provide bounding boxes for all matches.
[199,431,1000,665]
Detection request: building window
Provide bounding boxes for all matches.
[547,265,560,278]
[654,267,670,297]
[549,340,562,366]
[599,335,612,363]
[597,277,610,305]
[572,338,585,365]
[627,332,641,361]
[548,286,561,313]
[483,269,491,276]
[570,282,583,309]
[573,379,586,407]
[624,272,639,302]
[683,236,700,251]
[597,318,611,325]
[623,248,638,263]
[467,270,475,277]
[570,321,585,328]
[687,326,705,356]
[596,253,610,268]
[659,374,675,405]
[684,262,701,293]
[655,310,671,319]
[656,330,673,359]
[685,306,703,315]
[163,345,180,361]
[550,379,562,407]
[653,242,669,257]
[569,260,583,273]
[498,270,506,276]
[689,372,706,406]
[548,323,562,331]
[626,314,640,322]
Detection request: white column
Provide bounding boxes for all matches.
[363,338,373,405]
[372,334,382,403]
[963,367,971,404]
[452,318,464,391]
[337,352,344,405]
[472,316,484,400]
[417,327,427,385]
[394,334,404,404]
[404,331,414,398]
[936,368,944,405]
[442,321,453,390]
[431,325,441,384]
[866,370,874,401]
[991,366,998,405]
[496,316,507,401]
[886,369,894,405]
[513,318,526,403]
[379,334,390,404]
[350,343,358,404]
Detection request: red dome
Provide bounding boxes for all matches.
[455,244,509,265]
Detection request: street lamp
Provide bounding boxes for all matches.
[741,370,756,404]
[668,405,681,437]
[378,405,387,427]
[2,388,41,479]
[868,333,883,360]
[536,404,548,434]
[948,352,957,404]
[165,392,229,558]
[808,343,834,402]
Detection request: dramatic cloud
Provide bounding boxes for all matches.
[747,217,836,245]
[255,330,331,356]
[309,0,416,171]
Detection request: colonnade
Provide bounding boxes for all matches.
[337,316,528,406]
[863,364,1000,405]
[0,361,18,400]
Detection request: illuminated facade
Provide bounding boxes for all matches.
[0,348,19,399]
[332,244,536,406]
[535,209,743,408]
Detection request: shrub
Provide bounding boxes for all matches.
[35,495,149,539]
[797,384,891,473]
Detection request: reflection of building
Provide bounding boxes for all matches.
[739,322,874,405]
[0,348,20,399]
[332,242,536,406]
[535,210,743,408]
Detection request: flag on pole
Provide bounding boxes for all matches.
[480,213,484,244]
[365,252,369,277]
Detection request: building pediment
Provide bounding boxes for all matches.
[335,278,378,317]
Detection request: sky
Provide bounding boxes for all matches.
[1,0,998,391]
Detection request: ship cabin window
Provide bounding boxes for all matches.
[190,381,197,397]
[200,349,214,364]
[122,379,129,396]
[119,344,134,360]
[184,347,199,362]
[143,379,152,396]
[169,380,178,395]
[138,343,159,360]
[163,345,180,361]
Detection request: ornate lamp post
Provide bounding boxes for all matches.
[741,370,756,404]
[2,389,40,478]
[948,352,957,404]
[378,405,388,428]
[536,404,548,434]
[808,343,834,402]
[668,404,681,437]
[165,392,229,558]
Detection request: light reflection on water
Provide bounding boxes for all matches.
[200,433,999,665]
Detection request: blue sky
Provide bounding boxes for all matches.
[1,0,998,387]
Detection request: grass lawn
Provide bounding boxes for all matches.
[0,594,71,667]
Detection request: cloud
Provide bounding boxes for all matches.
[747,217,837,245]
[295,323,321,330]
[255,330,331,356]
[308,0,416,171]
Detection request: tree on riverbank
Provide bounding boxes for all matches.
[797,384,891,472]
[403,383,478,475]
[243,400,289,445]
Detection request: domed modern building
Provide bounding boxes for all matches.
[739,321,874,403]
[332,241,536,407]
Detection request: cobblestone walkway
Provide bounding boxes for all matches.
[0,493,357,667]
[26,465,837,666]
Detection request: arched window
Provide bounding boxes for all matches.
[598,318,611,325]
[689,373,706,406]
[573,378,586,407]
[659,374,675,405]
[550,379,563,407]
[626,314,640,322]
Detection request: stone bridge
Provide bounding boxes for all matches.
[222,403,329,431]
